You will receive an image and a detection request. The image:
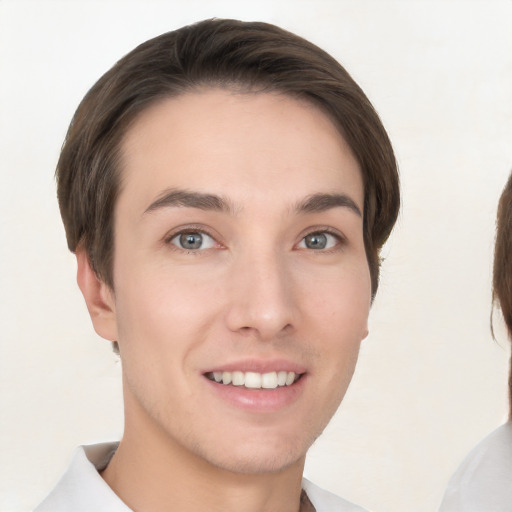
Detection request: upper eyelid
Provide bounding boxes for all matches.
[163,224,219,243]
[299,226,346,242]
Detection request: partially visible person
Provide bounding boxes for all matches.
[439,171,512,512]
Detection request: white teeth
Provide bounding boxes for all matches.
[277,371,287,386]
[245,372,262,388]
[210,370,299,389]
[261,372,278,389]
[232,371,244,386]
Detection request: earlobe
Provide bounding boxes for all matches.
[76,248,118,342]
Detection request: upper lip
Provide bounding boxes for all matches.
[203,358,307,375]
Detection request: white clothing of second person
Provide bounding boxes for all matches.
[438,422,512,512]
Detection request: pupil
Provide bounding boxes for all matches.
[180,233,202,249]
[306,233,327,249]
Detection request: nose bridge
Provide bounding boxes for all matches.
[225,244,295,339]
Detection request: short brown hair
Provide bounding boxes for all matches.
[493,171,512,414]
[57,18,400,298]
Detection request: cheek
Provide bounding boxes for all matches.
[113,271,221,410]
[301,264,370,390]
[113,263,223,357]
[303,265,371,336]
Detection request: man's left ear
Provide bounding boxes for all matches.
[76,247,118,342]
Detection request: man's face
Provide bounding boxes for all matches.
[109,89,371,474]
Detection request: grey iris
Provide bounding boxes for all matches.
[304,233,327,249]
[180,233,203,249]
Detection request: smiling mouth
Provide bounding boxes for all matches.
[205,371,303,389]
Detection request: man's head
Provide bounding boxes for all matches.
[57,18,399,298]
[58,19,400,476]
[493,171,512,415]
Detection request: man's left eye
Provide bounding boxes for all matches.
[298,232,339,250]
[170,231,216,251]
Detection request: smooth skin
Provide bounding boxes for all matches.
[77,89,372,512]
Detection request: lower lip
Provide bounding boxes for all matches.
[203,375,307,413]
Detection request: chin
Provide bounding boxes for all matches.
[188,430,315,475]
[206,449,303,475]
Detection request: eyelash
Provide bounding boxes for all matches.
[164,225,222,254]
[297,227,346,252]
[163,226,346,253]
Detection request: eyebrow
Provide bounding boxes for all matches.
[144,189,235,215]
[143,188,362,218]
[295,193,362,217]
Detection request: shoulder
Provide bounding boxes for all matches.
[302,479,370,512]
[438,422,512,512]
[33,443,131,512]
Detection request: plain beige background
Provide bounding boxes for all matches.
[1,1,511,511]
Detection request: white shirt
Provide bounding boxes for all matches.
[34,443,369,512]
[439,422,512,512]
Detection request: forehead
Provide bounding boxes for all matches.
[118,89,363,213]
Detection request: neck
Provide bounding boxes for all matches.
[102,392,305,512]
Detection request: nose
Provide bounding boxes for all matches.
[224,249,296,340]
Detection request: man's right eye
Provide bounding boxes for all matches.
[169,231,216,251]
